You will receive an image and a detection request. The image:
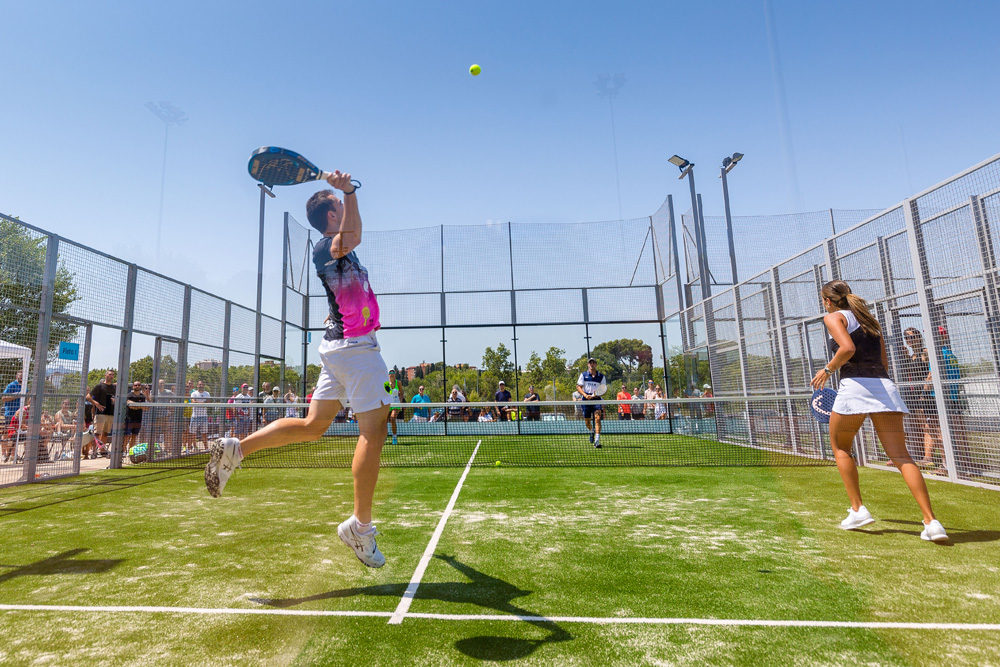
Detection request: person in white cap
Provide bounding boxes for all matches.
[494,381,513,421]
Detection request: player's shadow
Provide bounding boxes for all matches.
[251,554,572,661]
[0,548,124,584]
[877,519,1000,545]
[0,469,195,518]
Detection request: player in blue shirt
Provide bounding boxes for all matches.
[577,358,607,448]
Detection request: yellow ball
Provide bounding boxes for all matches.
[470,64,481,76]
[495,460,501,467]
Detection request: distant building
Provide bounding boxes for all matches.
[405,362,434,380]
[194,359,222,370]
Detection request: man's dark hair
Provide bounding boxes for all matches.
[306,190,336,232]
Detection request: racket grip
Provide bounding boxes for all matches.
[319,171,334,181]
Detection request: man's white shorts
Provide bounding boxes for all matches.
[312,332,391,414]
[189,416,209,435]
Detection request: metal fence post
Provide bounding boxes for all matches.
[970,196,1000,373]
[25,235,59,482]
[220,300,231,397]
[74,323,92,475]
[111,263,138,469]
[768,267,799,454]
[280,213,290,393]
[902,198,959,482]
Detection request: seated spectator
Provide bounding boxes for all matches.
[54,400,77,435]
[478,408,494,422]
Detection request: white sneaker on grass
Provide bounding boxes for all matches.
[205,438,243,498]
[921,519,949,543]
[594,434,601,449]
[840,505,875,530]
[338,516,386,568]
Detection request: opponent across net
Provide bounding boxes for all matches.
[123,395,832,468]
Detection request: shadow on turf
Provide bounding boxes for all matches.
[876,519,1000,545]
[0,548,124,584]
[250,554,572,661]
[0,469,197,518]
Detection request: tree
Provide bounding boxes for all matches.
[0,217,80,379]
[482,343,514,385]
[592,338,653,376]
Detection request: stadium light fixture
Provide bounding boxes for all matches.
[669,155,693,179]
[722,152,744,175]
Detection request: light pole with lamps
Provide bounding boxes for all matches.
[668,155,710,301]
[720,152,744,285]
[145,101,187,271]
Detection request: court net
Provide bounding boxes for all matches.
[114,395,833,468]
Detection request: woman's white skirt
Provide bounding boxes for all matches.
[832,377,910,415]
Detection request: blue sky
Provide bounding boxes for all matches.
[3,0,999,373]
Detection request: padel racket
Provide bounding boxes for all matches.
[247,146,361,190]
[810,388,837,424]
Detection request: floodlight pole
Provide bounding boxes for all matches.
[720,164,739,285]
[254,183,275,396]
[145,102,187,272]
[681,165,711,301]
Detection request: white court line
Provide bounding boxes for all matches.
[388,439,481,625]
[0,604,997,631]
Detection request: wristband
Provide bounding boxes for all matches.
[824,367,835,375]
[343,187,357,195]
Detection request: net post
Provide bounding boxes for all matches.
[902,198,958,482]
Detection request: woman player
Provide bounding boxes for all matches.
[384,369,403,445]
[811,280,948,542]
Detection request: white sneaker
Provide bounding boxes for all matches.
[840,505,875,530]
[921,519,949,543]
[338,516,386,568]
[205,438,243,498]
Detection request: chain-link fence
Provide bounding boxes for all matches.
[672,154,1000,489]
[0,213,285,487]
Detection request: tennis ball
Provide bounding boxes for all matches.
[470,64,481,76]
[495,460,501,467]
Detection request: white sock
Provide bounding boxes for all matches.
[354,518,374,534]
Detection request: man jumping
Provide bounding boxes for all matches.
[205,169,392,568]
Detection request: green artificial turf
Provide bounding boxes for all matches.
[0,460,997,666]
